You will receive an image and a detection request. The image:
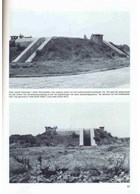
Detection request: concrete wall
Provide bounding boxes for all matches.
[103,41,127,57]
[79,128,96,146]
[13,38,45,62]
[26,37,52,62]
[90,129,96,146]
[79,129,84,146]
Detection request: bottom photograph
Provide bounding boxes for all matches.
[9,102,130,183]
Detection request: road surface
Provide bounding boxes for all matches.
[9,67,130,89]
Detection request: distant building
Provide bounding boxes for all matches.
[45,126,57,135]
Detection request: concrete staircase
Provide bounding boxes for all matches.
[103,40,128,57]
[26,37,52,62]
[12,37,46,63]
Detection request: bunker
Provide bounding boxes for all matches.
[90,34,104,45]
[80,128,96,146]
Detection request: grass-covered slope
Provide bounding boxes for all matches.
[33,37,122,62]
[9,37,130,78]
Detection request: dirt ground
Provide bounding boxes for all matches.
[10,142,130,183]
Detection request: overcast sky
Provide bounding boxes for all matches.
[9,0,130,45]
[10,102,129,137]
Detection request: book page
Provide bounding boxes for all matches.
[2,0,139,193]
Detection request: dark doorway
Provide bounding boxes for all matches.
[83,130,91,146]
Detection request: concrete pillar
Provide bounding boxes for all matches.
[90,128,96,146]
[79,128,84,146]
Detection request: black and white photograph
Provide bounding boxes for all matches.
[9,7,130,89]
[9,102,130,183]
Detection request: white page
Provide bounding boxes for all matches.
[2,0,139,193]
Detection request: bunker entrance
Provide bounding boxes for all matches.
[83,130,91,146]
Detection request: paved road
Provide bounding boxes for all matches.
[10,67,130,89]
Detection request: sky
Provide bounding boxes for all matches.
[9,0,130,45]
[9,102,130,137]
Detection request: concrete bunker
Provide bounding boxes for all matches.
[90,34,104,45]
[43,126,119,147]
[80,128,96,146]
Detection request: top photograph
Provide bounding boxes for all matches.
[9,11,130,89]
